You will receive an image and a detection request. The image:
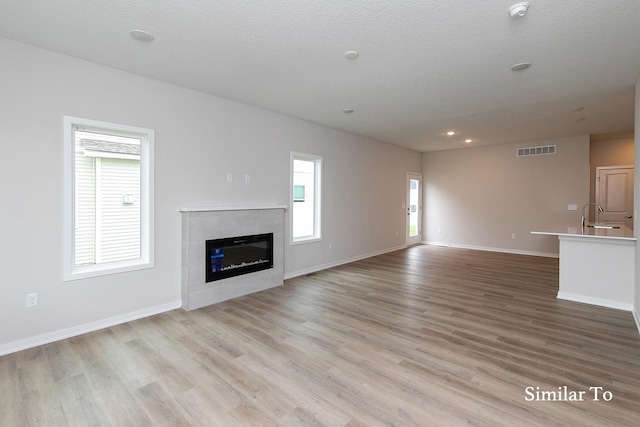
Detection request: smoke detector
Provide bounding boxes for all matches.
[509,2,529,18]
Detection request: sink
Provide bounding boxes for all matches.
[587,224,620,229]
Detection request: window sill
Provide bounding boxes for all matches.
[64,258,154,281]
[291,237,322,246]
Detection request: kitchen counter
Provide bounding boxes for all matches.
[531,222,635,311]
[531,222,635,241]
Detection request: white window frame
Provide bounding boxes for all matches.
[290,151,322,244]
[63,116,154,281]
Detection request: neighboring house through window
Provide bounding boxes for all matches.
[64,116,154,280]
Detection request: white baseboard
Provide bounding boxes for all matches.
[424,241,559,258]
[0,300,182,357]
[556,292,634,312]
[284,244,407,280]
[633,309,640,335]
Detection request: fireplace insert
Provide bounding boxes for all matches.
[205,233,273,282]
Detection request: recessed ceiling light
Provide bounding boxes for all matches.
[129,29,155,42]
[465,139,473,143]
[446,131,456,136]
[344,51,359,60]
[343,109,355,114]
[511,63,531,71]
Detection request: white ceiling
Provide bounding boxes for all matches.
[1,0,639,152]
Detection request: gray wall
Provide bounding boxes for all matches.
[422,135,590,256]
[0,37,421,352]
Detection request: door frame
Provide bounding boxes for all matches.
[406,172,423,246]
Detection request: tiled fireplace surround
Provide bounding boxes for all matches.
[180,206,286,310]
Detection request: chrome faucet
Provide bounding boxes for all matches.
[581,202,603,227]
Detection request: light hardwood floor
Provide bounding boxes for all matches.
[2,245,640,426]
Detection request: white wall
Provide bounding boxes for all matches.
[422,136,590,256]
[0,38,421,353]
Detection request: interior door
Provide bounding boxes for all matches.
[595,166,634,229]
[406,172,422,246]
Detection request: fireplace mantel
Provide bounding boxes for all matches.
[179,205,287,212]
[180,207,285,310]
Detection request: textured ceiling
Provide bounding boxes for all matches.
[1,0,639,152]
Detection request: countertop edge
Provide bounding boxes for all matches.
[531,230,636,242]
[530,223,636,241]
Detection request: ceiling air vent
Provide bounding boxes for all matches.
[517,145,556,157]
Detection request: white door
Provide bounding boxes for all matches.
[406,172,422,246]
[595,166,634,229]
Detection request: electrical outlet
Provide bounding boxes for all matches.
[512,233,516,239]
[568,204,578,211]
[26,292,38,307]
[244,174,251,183]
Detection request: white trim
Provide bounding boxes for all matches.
[0,300,181,357]
[290,151,322,244]
[557,292,634,312]
[83,150,140,160]
[406,171,423,246]
[179,205,287,212]
[633,308,640,335]
[95,157,103,262]
[63,116,155,281]
[285,244,406,279]
[424,241,559,258]
[290,236,323,246]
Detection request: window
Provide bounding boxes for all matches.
[63,116,154,280]
[291,152,322,243]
